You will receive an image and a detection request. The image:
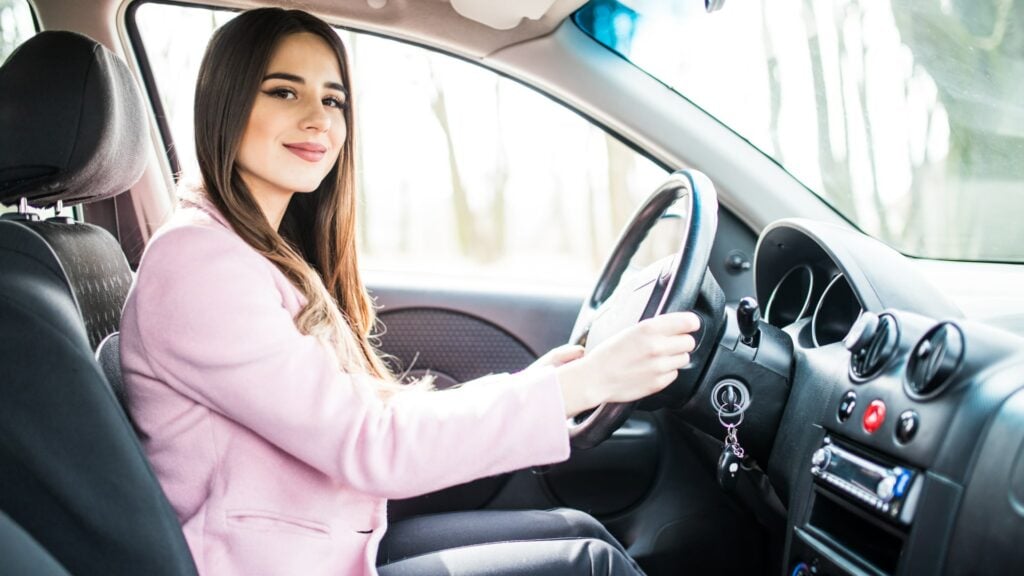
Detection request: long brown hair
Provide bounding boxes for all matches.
[194,8,393,381]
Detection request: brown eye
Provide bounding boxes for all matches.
[324,96,347,110]
[265,88,296,100]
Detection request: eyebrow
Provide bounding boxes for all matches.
[262,72,347,96]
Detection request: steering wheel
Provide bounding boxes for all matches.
[568,169,722,449]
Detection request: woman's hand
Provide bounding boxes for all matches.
[528,343,585,371]
[555,312,701,418]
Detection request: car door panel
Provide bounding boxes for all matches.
[370,283,664,520]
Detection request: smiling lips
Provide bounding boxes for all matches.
[284,142,327,163]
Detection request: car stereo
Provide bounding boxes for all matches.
[810,436,922,525]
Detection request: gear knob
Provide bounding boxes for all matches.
[737,297,760,346]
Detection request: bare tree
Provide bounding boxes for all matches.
[850,0,894,242]
[602,133,634,267]
[0,0,31,64]
[426,59,513,263]
[426,66,476,259]
[349,33,371,252]
[800,0,857,219]
[489,79,508,260]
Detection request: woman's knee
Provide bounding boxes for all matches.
[550,508,616,541]
[567,538,644,575]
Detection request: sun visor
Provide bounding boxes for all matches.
[449,0,559,30]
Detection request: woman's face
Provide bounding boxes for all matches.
[236,32,348,213]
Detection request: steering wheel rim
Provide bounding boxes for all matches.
[568,169,720,450]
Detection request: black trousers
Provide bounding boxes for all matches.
[376,508,646,575]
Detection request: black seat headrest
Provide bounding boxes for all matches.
[0,31,148,208]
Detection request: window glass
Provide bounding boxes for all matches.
[133,2,668,288]
[0,0,39,218]
[0,0,33,62]
[576,0,1024,263]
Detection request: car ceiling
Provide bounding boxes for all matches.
[35,0,588,59]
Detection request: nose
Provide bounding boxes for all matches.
[301,100,331,133]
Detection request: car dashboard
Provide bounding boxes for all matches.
[745,220,1024,575]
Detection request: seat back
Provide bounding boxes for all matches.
[0,28,145,353]
[97,331,130,420]
[0,225,197,576]
[0,217,134,350]
[0,31,197,575]
[26,220,134,349]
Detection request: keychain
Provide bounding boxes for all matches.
[716,402,747,492]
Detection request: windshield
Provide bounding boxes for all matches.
[575,0,1024,263]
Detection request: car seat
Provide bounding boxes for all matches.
[0,31,197,576]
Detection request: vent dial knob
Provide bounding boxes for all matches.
[906,322,964,398]
[847,313,898,380]
[845,311,879,353]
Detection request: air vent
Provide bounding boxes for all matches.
[847,312,899,380]
[906,322,964,398]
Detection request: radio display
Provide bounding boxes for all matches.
[811,438,919,524]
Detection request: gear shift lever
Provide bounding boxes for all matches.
[737,297,760,347]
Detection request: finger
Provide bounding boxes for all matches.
[652,369,679,391]
[544,344,585,365]
[558,344,586,359]
[660,352,691,371]
[658,334,697,355]
[642,312,701,336]
[671,311,701,333]
[536,344,568,362]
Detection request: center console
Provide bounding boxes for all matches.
[749,223,1024,576]
[788,437,922,576]
[781,311,971,576]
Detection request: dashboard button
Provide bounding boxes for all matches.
[876,474,897,501]
[838,390,857,422]
[896,410,919,443]
[863,399,886,433]
[893,470,912,497]
[811,447,832,470]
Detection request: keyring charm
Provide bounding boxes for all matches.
[717,403,744,429]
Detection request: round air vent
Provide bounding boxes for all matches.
[846,312,899,381]
[906,322,964,399]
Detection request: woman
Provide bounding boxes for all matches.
[120,8,700,576]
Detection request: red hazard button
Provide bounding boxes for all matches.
[863,399,886,434]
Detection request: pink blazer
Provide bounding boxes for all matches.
[120,197,571,576]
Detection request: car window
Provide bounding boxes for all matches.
[576,0,1024,264]
[132,2,669,289]
[0,0,34,63]
[0,0,39,218]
